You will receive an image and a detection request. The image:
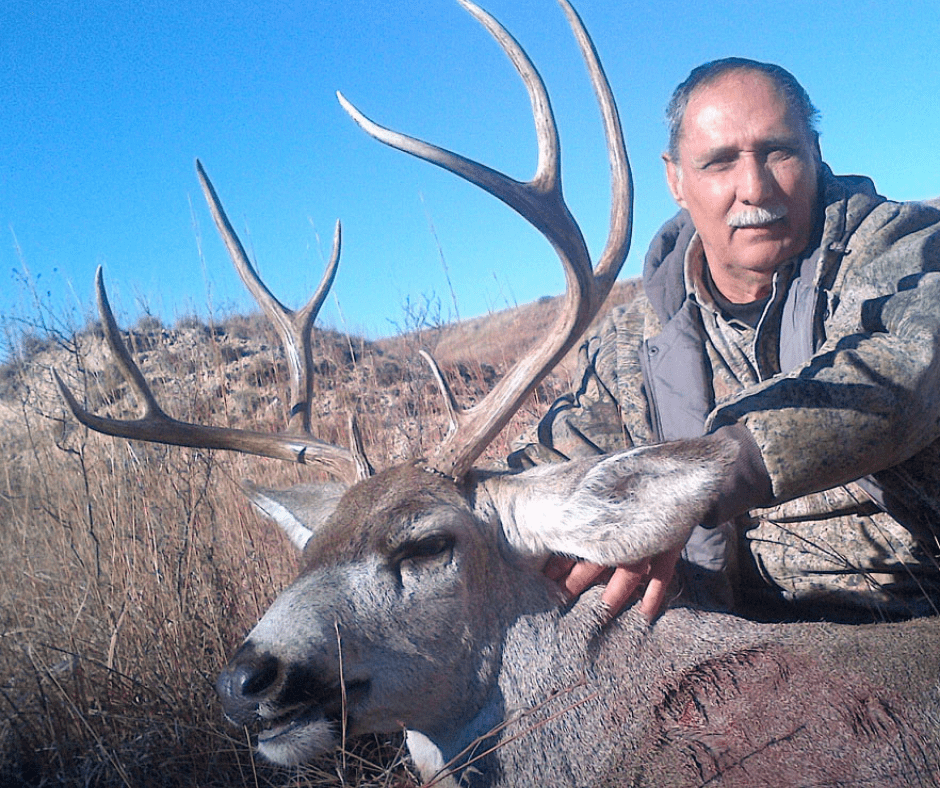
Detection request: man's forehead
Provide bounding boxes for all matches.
[688,70,785,115]
[681,70,805,150]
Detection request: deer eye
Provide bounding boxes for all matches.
[394,534,455,566]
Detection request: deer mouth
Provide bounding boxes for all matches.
[256,710,336,766]
[255,680,371,766]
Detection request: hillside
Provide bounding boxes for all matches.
[414,278,641,370]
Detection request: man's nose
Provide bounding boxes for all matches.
[736,154,774,205]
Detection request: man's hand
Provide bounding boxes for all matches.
[545,544,684,621]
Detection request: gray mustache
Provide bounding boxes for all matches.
[727,205,787,228]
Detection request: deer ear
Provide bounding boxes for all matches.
[241,481,348,551]
[495,441,731,566]
[555,445,724,564]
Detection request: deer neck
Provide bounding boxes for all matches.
[410,584,644,786]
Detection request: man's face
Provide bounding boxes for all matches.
[665,70,820,302]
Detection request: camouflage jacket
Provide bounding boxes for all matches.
[512,167,940,619]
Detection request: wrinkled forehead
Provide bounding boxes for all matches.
[680,69,808,149]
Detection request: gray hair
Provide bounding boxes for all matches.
[665,58,820,161]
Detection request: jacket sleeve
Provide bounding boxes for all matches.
[708,200,940,504]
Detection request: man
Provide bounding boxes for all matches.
[510,58,940,623]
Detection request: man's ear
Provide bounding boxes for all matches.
[811,132,823,168]
[663,153,687,209]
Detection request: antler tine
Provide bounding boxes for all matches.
[54,266,172,428]
[97,264,170,420]
[556,0,633,309]
[339,0,632,479]
[196,159,341,434]
[55,258,359,484]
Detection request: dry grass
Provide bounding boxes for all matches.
[0,280,631,786]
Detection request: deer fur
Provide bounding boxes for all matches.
[218,454,940,786]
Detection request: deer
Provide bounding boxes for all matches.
[56,1,940,785]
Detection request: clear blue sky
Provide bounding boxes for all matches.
[3,0,938,340]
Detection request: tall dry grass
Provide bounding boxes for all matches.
[0,300,572,786]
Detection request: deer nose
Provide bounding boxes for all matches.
[236,653,279,696]
[216,643,281,723]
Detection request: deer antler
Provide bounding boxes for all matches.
[195,160,339,437]
[55,164,363,484]
[338,0,632,479]
[57,0,630,486]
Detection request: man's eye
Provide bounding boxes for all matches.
[766,147,795,163]
[702,155,735,170]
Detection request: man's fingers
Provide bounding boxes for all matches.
[547,545,682,621]
[637,578,669,621]
[600,563,649,617]
[638,546,682,621]
[562,561,609,598]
